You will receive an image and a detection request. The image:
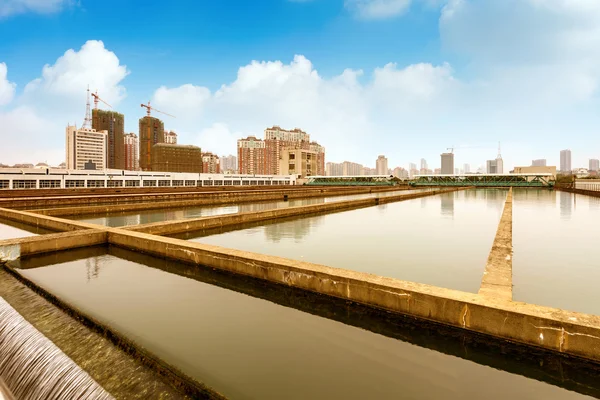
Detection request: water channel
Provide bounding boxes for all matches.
[513,189,600,316]
[0,220,52,241]
[73,189,431,227]
[12,246,596,400]
[184,189,507,293]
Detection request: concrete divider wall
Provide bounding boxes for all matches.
[0,231,107,261]
[108,229,600,363]
[0,208,97,232]
[127,188,463,236]
[5,186,405,211]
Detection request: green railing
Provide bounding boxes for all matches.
[410,175,554,187]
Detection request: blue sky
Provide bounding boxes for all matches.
[1,0,599,171]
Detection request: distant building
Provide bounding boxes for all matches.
[164,130,177,144]
[220,155,237,173]
[124,133,139,171]
[486,159,499,174]
[151,144,202,173]
[65,125,107,170]
[455,168,460,174]
[363,167,377,175]
[532,159,547,167]
[237,136,266,175]
[512,165,557,178]
[342,161,363,176]
[279,149,318,177]
[589,159,599,172]
[573,168,589,178]
[326,162,343,176]
[393,167,408,179]
[441,152,454,174]
[560,149,572,173]
[463,163,470,174]
[309,142,326,176]
[434,168,441,175]
[57,162,66,169]
[202,152,220,174]
[92,109,124,170]
[264,126,310,175]
[420,158,427,171]
[376,155,388,175]
[34,162,49,169]
[139,116,165,171]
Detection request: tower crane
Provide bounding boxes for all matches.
[140,101,175,118]
[91,90,112,109]
[447,147,454,154]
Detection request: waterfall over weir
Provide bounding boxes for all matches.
[0,297,113,400]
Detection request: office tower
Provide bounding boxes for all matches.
[560,149,572,173]
[590,159,600,172]
[65,125,107,170]
[92,109,125,170]
[237,136,266,175]
[342,161,363,176]
[139,116,165,171]
[420,158,427,170]
[441,152,454,174]
[495,142,504,174]
[124,133,139,171]
[202,152,220,173]
[376,155,388,175]
[486,159,498,174]
[532,159,547,167]
[463,163,470,174]
[151,144,202,173]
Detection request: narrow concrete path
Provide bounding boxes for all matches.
[478,188,513,300]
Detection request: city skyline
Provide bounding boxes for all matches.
[1,1,600,170]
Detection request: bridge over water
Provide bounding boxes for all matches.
[411,173,555,187]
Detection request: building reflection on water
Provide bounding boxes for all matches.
[440,193,454,218]
[264,215,325,243]
[559,191,572,218]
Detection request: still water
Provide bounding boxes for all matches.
[74,189,430,227]
[14,247,592,400]
[190,189,507,293]
[513,189,600,316]
[0,220,52,240]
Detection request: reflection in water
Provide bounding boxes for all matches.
[0,220,53,240]
[560,191,573,218]
[13,247,600,400]
[85,257,102,282]
[440,193,454,217]
[264,215,325,242]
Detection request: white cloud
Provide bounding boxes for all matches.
[24,40,129,107]
[152,84,211,118]
[0,0,71,17]
[0,63,16,106]
[345,0,412,19]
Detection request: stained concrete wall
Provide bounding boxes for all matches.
[0,230,107,261]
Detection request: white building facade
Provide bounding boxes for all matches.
[66,125,108,170]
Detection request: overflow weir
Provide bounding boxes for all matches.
[1,186,600,398]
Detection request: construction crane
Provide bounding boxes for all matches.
[140,101,175,118]
[91,90,112,109]
[447,146,454,154]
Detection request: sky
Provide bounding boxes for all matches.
[1,0,600,171]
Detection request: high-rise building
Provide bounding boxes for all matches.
[151,144,202,173]
[455,168,460,175]
[393,167,408,179]
[124,133,139,171]
[139,116,165,171]
[326,162,343,176]
[65,125,108,170]
[164,130,178,144]
[441,152,454,174]
[420,158,427,171]
[92,109,125,170]
[237,136,266,175]
[264,126,310,175]
[202,152,220,174]
[342,161,363,176]
[376,155,388,175]
[590,159,600,172]
[220,155,237,173]
[463,163,470,174]
[309,142,326,176]
[486,159,498,174]
[532,159,547,167]
[560,149,572,173]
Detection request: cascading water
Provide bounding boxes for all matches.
[0,297,114,400]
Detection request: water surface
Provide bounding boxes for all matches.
[14,248,592,400]
[513,189,600,315]
[0,220,52,240]
[192,189,507,292]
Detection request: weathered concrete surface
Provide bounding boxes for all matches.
[0,207,98,232]
[4,186,403,211]
[479,188,513,300]
[126,188,463,236]
[0,267,203,399]
[0,230,107,261]
[107,228,600,363]
[557,187,600,198]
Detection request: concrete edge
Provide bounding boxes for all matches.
[107,228,600,363]
[0,208,98,232]
[479,188,513,300]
